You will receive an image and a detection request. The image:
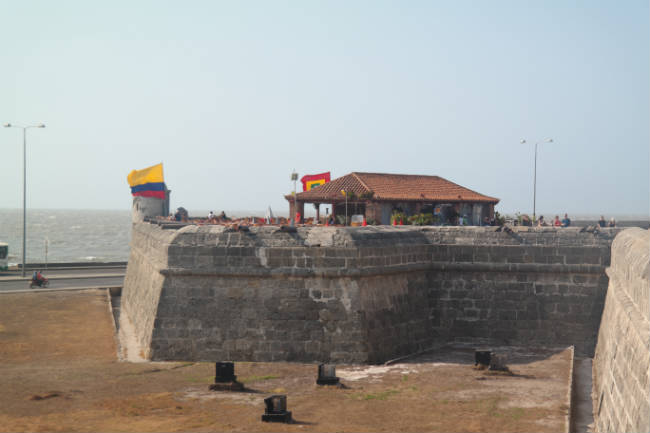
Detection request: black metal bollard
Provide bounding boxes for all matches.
[214,362,236,383]
[316,364,340,386]
[209,362,244,391]
[261,395,292,423]
[474,350,491,367]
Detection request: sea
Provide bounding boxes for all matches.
[0,208,270,265]
[0,209,132,265]
[0,208,647,265]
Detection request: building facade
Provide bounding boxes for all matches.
[285,172,499,225]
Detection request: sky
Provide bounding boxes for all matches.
[0,0,648,217]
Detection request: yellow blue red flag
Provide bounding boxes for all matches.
[127,163,166,199]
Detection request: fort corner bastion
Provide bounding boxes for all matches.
[121,218,626,364]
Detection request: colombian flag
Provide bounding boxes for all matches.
[301,172,331,191]
[127,163,166,199]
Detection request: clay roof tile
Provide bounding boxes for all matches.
[288,172,499,204]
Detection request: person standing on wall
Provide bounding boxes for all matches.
[553,215,562,227]
[598,216,607,227]
[561,213,571,227]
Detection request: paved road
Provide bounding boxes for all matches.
[0,267,125,292]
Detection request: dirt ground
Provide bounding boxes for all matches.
[0,290,571,432]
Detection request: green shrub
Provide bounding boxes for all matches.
[408,213,435,226]
[390,211,408,224]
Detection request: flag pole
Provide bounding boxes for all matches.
[291,170,298,226]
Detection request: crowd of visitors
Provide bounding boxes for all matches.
[514,213,573,227]
[537,213,572,227]
[529,213,616,228]
[161,208,620,229]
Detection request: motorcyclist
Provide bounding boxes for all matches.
[32,270,45,284]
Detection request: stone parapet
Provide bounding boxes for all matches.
[608,228,649,323]
[593,228,649,433]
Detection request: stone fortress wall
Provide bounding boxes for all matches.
[592,228,649,433]
[121,223,621,364]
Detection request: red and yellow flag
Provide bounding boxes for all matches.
[300,172,330,191]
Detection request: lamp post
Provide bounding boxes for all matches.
[3,123,46,277]
[521,138,553,223]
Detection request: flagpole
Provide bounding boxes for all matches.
[291,170,298,227]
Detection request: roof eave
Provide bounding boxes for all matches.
[286,196,499,204]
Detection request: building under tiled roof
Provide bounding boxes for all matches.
[292,172,499,204]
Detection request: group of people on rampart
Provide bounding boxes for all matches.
[159,207,618,229]
[535,213,572,227]
[598,215,617,227]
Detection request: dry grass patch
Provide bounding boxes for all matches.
[0,290,571,432]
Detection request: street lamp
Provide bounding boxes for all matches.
[521,138,553,223]
[3,122,46,277]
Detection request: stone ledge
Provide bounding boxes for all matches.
[160,261,606,278]
[143,221,624,249]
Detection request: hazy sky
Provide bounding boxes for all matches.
[1,1,648,216]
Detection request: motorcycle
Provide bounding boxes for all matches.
[29,273,49,288]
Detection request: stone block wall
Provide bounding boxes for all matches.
[121,222,176,358]
[121,224,621,363]
[151,274,369,363]
[427,266,608,355]
[593,228,649,433]
[358,272,433,362]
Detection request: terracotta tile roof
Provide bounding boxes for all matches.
[288,172,499,204]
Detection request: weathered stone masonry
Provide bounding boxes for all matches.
[593,228,649,433]
[121,223,621,364]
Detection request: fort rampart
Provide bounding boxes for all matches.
[593,228,649,433]
[121,222,621,364]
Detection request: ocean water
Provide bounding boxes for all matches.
[0,209,132,265]
[0,208,272,265]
